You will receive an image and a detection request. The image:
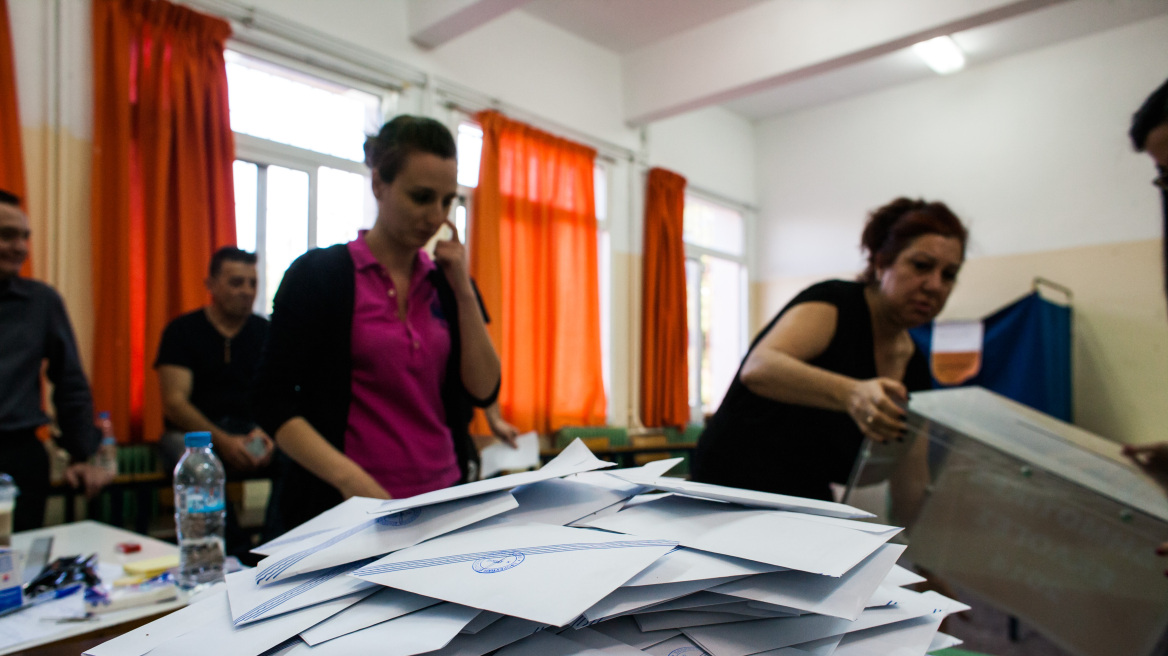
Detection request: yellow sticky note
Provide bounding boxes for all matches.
[122,555,179,578]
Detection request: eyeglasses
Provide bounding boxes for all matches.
[1156,166,1168,192]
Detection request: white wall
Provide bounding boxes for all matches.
[755,14,1168,280]
[237,0,638,152]
[646,105,757,207]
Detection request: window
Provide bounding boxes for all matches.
[226,50,393,314]
[684,195,748,420]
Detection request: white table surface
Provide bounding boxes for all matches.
[0,521,186,656]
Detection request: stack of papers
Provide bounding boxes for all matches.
[86,440,967,656]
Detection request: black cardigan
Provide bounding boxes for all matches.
[252,244,497,534]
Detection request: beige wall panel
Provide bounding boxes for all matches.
[610,250,642,428]
[754,239,1168,446]
[22,126,94,377]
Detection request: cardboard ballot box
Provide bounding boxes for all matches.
[847,386,1168,656]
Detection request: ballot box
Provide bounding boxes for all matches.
[846,386,1168,656]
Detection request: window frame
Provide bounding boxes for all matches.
[226,48,396,315]
[683,192,750,421]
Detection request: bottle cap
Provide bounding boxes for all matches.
[99,411,110,420]
[183,432,212,448]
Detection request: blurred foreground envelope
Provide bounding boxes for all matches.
[255,491,518,584]
[351,522,677,627]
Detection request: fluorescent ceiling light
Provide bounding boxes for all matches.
[912,36,965,75]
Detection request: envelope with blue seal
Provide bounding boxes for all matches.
[350,522,677,627]
[254,491,518,584]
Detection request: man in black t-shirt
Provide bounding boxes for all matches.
[154,247,273,475]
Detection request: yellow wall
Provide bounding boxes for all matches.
[753,239,1168,446]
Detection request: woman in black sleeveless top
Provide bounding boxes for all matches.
[693,198,967,503]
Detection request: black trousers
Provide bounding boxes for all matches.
[0,429,50,531]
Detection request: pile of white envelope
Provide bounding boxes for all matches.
[86,440,968,656]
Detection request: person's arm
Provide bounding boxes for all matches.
[274,417,388,500]
[433,219,501,402]
[43,289,99,462]
[157,364,272,471]
[485,402,520,448]
[43,290,112,497]
[738,301,907,443]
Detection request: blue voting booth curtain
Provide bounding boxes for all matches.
[910,292,1072,421]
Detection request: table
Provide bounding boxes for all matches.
[0,521,185,656]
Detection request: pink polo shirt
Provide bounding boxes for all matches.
[344,234,460,498]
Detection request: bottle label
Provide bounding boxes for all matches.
[183,491,225,514]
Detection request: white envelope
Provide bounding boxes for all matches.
[682,587,964,656]
[460,610,503,634]
[605,472,873,519]
[624,546,785,587]
[865,585,898,608]
[285,602,480,656]
[709,543,905,620]
[493,630,609,656]
[299,587,439,645]
[690,601,798,618]
[636,608,775,631]
[754,634,845,656]
[425,615,546,656]
[833,614,943,656]
[579,576,744,624]
[350,522,677,627]
[148,591,375,656]
[559,627,651,655]
[883,564,926,588]
[929,631,963,652]
[227,561,377,625]
[368,439,615,517]
[255,491,518,583]
[479,431,541,479]
[83,586,229,656]
[635,591,748,614]
[588,615,681,650]
[585,495,898,576]
[255,497,386,556]
[469,479,639,530]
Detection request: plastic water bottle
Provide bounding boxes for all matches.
[95,412,118,476]
[174,432,226,590]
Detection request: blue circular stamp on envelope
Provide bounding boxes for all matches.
[668,648,706,656]
[377,508,420,527]
[472,551,525,573]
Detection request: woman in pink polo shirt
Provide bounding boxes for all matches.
[253,116,501,532]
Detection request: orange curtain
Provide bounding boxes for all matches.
[470,110,606,435]
[91,0,236,443]
[641,168,689,429]
[0,0,28,277]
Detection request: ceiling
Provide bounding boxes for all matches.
[408,0,1168,124]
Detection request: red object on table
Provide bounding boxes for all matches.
[114,542,141,554]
